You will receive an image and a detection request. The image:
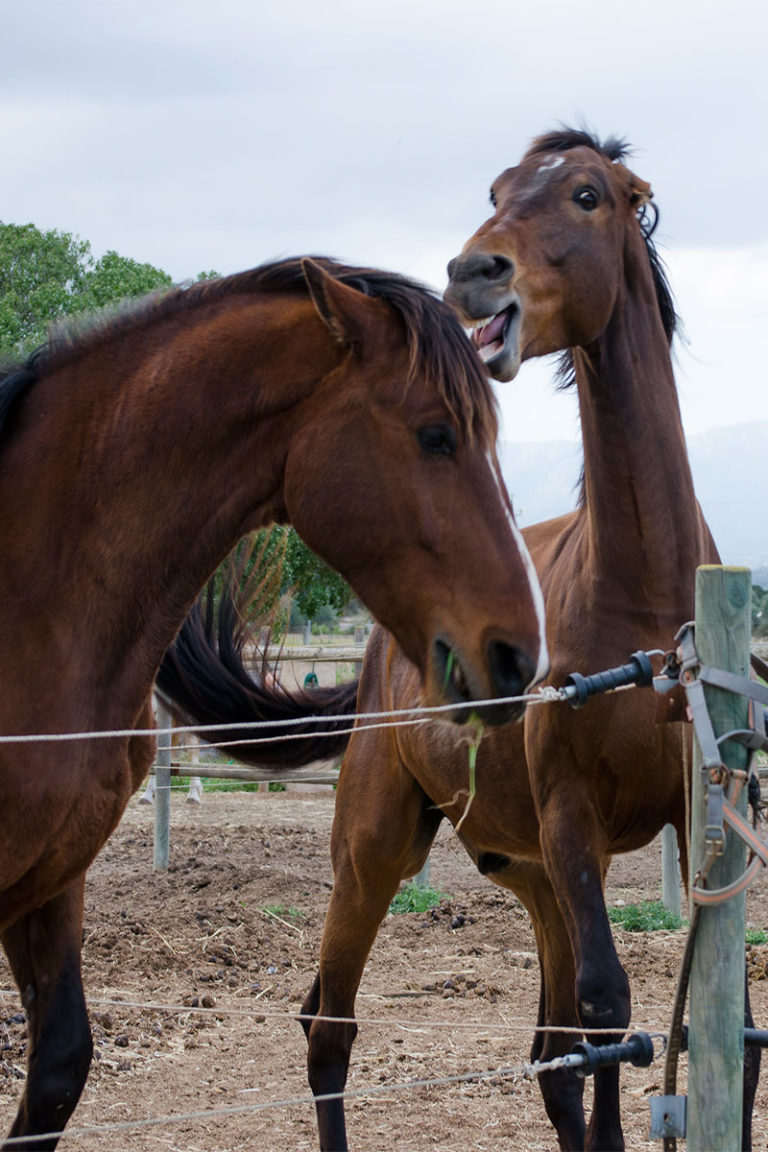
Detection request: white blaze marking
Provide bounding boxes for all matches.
[487,453,549,685]
[537,155,565,173]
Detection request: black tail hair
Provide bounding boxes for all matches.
[156,581,358,768]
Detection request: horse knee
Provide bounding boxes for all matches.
[577,960,631,1032]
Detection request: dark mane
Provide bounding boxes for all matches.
[0,257,497,449]
[525,126,631,166]
[537,128,678,392]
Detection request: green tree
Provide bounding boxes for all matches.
[283,528,350,620]
[229,527,351,630]
[0,221,217,360]
[753,585,768,638]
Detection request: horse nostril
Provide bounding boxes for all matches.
[434,639,471,703]
[488,640,535,700]
[447,252,515,286]
[484,254,515,282]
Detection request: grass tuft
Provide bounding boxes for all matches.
[608,900,685,932]
[388,882,445,915]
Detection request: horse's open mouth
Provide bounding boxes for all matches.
[469,301,522,378]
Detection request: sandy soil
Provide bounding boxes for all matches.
[1,787,767,1151]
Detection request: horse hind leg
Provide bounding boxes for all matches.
[1,879,92,1151]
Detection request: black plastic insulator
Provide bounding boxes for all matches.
[564,651,655,710]
[570,1031,655,1077]
[680,1024,768,1050]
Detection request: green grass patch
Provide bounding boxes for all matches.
[261,903,306,923]
[171,775,286,793]
[388,882,445,915]
[610,902,768,944]
[608,900,685,932]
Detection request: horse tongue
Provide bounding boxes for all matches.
[474,311,506,350]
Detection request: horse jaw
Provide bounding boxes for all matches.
[443,282,523,383]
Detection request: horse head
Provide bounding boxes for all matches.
[444,129,656,381]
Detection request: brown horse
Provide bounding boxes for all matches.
[0,256,546,1149]
[158,132,757,1150]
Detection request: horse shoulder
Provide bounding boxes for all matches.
[522,510,580,580]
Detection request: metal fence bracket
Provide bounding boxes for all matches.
[650,1095,687,1140]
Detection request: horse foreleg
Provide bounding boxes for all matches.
[535,796,630,1151]
[1,879,92,1151]
[501,859,587,1149]
[303,734,440,1152]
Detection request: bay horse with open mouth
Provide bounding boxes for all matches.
[0,256,546,1150]
[159,133,759,1150]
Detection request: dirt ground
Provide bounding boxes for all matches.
[1,786,768,1151]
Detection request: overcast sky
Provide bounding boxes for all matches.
[2,0,767,445]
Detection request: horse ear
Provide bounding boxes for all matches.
[301,258,369,345]
[616,165,653,209]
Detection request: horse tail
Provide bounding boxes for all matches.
[155,583,359,768]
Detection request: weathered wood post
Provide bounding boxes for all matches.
[661,823,682,917]
[153,696,173,871]
[687,566,751,1150]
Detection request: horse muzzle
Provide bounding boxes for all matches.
[432,637,536,727]
[445,253,523,382]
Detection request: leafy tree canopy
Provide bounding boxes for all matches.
[0,222,183,359]
[227,528,351,628]
[283,528,350,620]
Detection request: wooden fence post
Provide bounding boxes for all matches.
[661,823,682,917]
[153,697,172,871]
[687,566,751,1150]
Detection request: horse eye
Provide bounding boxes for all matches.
[573,186,599,212]
[417,424,457,456]
[489,188,498,208]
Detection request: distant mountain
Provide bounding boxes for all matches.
[499,419,768,572]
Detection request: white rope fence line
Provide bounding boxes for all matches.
[0,1031,671,1148]
[0,690,544,744]
[0,683,646,748]
[0,1060,579,1146]
[0,672,669,1144]
[0,984,673,1039]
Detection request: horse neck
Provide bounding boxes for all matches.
[570,242,710,615]
[7,298,336,704]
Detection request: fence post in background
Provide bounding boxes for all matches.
[687,565,751,1151]
[661,823,681,917]
[186,734,203,804]
[153,697,172,871]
